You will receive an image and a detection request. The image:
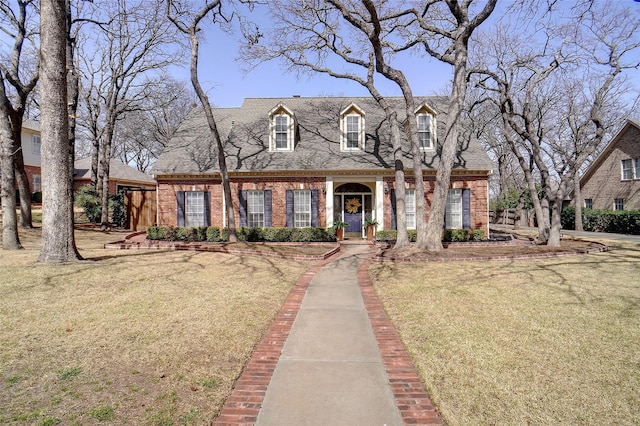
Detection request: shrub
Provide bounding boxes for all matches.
[109,193,125,228]
[75,185,101,223]
[31,191,42,203]
[147,226,167,240]
[206,226,221,242]
[562,206,640,235]
[290,227,334,242]
[262,227,293,242]
[472,229,485,241]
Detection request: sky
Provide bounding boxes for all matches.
[167,1,640,110]
[168,6,455,108]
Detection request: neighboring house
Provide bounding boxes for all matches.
[580,118,640,211]
[21,120,42,193]
[74,157,156,194]
[151,96,494,237]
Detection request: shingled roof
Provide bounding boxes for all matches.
[75,157,156,185]
[152,96,494,176]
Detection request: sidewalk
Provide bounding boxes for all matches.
[215,243,443,425]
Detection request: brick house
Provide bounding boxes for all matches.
[21,120,42,193]
[151,96,494,237]
[580,118,640,211]
[74,157,156,194]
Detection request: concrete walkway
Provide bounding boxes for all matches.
[215,242,442,425]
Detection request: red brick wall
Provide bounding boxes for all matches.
[581,125,640,210]
[383,175,489,234]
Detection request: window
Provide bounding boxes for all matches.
[405,189,416,230]
[584,198,593,209]
[32,135,41,155]
[248,191,265,227]
[446,189,463,229]
[340,104,365,151]
[635,159,640,179]
[346,115,360,149]
[33,174,41,192]
[622,159,633,180]
[614,198,624,211]
[274,115,289,150]
[417,114,432,149]
[294,190,311,228]
[185,192,205,227]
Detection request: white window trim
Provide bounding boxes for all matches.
[340,104,365,151]
[268,104,296,152]
[405,189,416,230]
[584,198,593,209]
[621,159,633,180]
[446,188,463,229]
[417,113,434,150]
[248,190,265,227]
[185,191,205,227]
[32,135,41,155]
[614,198,624,211]
[294,189,311,228]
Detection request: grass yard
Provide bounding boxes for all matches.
[0,227,312,425]
[370,239,640,425]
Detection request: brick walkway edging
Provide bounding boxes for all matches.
[214,251,342,425]
[358,250,445,425]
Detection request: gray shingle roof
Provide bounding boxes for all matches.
[75,157,156,185]
[152,96,495,175]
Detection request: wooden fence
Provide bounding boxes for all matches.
[124,190,157,231]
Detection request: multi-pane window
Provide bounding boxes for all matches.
[614,198,624,211]
[185,191,205,227]
[33,174,41,192]
[32,135,41,155]
[417,114,432,149]
[622,159,633,180]
[405,189,416,230]
[446,189,463,229]
[248,191,265,227]
[274,115,289,149]
[294,190,311,228]
[345,115,360,149]
[635,159,640,179]
[584,198,593,209]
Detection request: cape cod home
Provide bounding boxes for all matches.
[151,96,494,237]
[580,118,640,211]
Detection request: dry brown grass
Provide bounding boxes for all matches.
[370,238,640,425]
[0,227,312,425]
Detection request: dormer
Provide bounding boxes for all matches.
[269,103,297,152]
[415,103,437,150]
[340,103,365,151]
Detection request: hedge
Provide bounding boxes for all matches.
[561,206,640,235]
[147,226,336,243]
[374,229,485,242]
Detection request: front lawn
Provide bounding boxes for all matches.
[0,227,312,425]
[370,239,640,425]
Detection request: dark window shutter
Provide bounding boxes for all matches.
[286,190,294,228]
[264,190,272,227]
[239,190,248,227]
[203,191,211,227]
[462,188,471,229]
[390,189,397,230]
[311,189,319,227]
[177,191,185,227]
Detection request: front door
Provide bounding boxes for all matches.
[344,195,363,233]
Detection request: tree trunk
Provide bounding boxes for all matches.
[67,0,79,225]
[99,121,114,227]
[390,113,409,249]
[0,114,22,250]
[425,38,468,251]
[188,31,237,242]
[12,139,32,228]
[573,170,583,232]
[38,0,81,263]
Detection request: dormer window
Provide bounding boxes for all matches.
[340,104,365,151]
[269,104,296,151]
[415,103,436,150]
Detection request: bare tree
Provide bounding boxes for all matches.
[472,2,639,245]
[0,0,40,229]
[38,0,81,263]
[166,0,242,242]
[76,0,179,227]
[1,74,21,249]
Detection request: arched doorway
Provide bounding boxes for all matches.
[334,183,373,236]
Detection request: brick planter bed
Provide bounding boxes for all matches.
[104,232,341,261]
